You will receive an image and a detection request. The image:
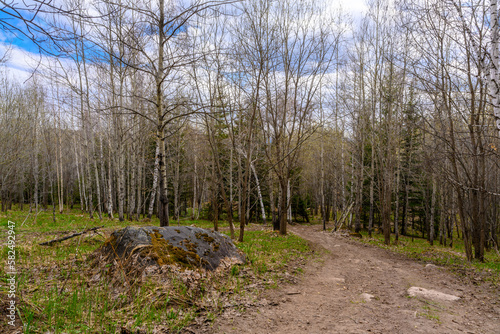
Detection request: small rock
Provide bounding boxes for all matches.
[361,293,374,302]
[408,287,460,302]
[425,264,438,269]
[329,277,346,284]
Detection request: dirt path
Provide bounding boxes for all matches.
[210,225,500,334]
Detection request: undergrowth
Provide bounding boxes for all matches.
[0,207,311,333]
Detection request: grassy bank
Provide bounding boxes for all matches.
[1,207,311,333]
[354,230,500,285]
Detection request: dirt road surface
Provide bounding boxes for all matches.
[210,225,500,334]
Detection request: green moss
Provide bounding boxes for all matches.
[180,239,199,254]
[195,232,220,252]
[148,232,202,269]
[195,232,214,243]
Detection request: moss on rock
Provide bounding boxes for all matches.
[96,226,245,272]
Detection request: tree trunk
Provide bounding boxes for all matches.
[287,178,292,226]
[279,178,288,235]
[489,0,500,135]
[173,137,181,224]
[269,173,277,230]
[320,126,326,230]
[74,134,85,213]
[158,134,169,227]
[429,175,437,246]
[106,131,114,219]
[57,119,64,214]
[192,155,197,220]
[354,146,364,233]
[250,162,266,224]
[394,158,401,241]
[148,144,160,219]
[136,143,143,221]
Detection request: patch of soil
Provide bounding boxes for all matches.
[206,225,500,334]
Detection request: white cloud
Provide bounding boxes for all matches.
[329,0,368,16]
[0,41,79,86]
[338,0,368,13]
[0,44,33,83]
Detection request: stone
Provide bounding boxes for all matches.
[100,226,245,271]
[407,287,460,302]
[329,277,346,284]
[360,293,374,302]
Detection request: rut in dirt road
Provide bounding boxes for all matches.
[211,225,500,334]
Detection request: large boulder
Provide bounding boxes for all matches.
[100,226,245,271]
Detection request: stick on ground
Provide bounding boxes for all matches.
[39,226,104,246]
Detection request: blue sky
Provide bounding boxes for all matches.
[0,0,368,84]
[0,3,51,53]
[0,6,51,82]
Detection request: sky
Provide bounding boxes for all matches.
[0,0,368,84]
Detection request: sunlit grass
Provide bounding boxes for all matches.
[233,230,311,277]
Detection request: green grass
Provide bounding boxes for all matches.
[355,230,500,284]
[0,206,311,333]
[417,304,441,323]
[233,229,311,278]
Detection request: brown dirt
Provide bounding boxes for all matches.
[208,225,500,334]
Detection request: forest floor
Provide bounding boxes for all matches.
[205,224,500,334]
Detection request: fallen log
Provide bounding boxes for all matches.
[40,226,104,246]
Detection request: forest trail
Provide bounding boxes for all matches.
[209,225,500,334]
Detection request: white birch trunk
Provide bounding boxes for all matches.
[93,145,102,220]
[148,143,160,219]
[107,131,114,218]
[74,132,86,212]
[287,178,292,224]
[268,173,276,228]
[98,133,108,218]
[173,137,181,224]
[56,117,64,214]
[128,141,136,220]
[33,111,39,221]
[250,161,266,223]
[490,0,500,134]
[136,143,143,221]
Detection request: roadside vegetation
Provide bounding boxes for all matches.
[352,228,500,285]
[1,207,312,333]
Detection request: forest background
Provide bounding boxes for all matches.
[1,0,500,262]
